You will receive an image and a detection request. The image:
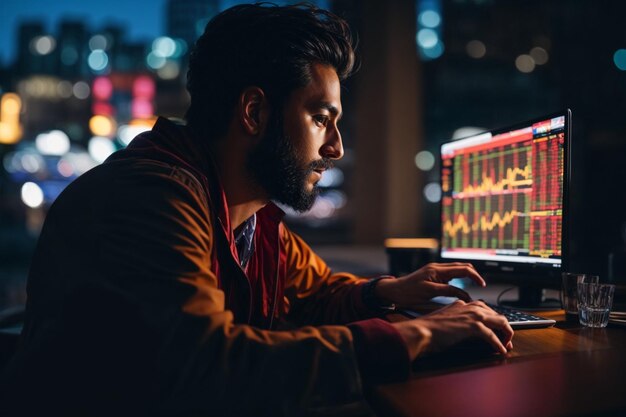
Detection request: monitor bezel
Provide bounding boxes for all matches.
[438,109,571,288]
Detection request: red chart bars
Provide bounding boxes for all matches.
[441,117,565,260]
[530,132,564,258]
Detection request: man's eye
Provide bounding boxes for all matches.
[314,115,329,126]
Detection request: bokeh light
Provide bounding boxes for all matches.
[35,130,71,156]
[146,52,166,70]
[466,40,486,59]
[2,153,17,174]
[614,49,626,71]
[422,42,444,59]
[89,115,116,137]
[20,77,60,98]
[88,136,116,163]
[515,54,535,73]
[30,36,56,55]
[2,93,21,115]
[133,76,155,99]
[56,81,73,98]
[63,151,98,174]
[88,50,109,72]
[419,10,441,28]
[0,93,23,144]
[56,159,75,178]
[73,81,90,99]
[323,190,347,209]
[152,37,177,58]
[317,168,345,187]
[173,39,188,58]
[157,61,181,80]
[423,182,442,203]
[310,197,335,219]
[21,182,44,208]
[20,153,44,174]
[118,124,151,146]
[131,99,153,119]
[417,28,439,49]
[530,47,549,65]
[414,150,435,171]
[89,34,109,51]
[92,77,113,101]
[92,102,114,117]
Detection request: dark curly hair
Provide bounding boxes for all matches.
[185,3,357,141]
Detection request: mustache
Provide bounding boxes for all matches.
[308,158,334,171]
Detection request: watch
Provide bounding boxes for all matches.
[362,275,396,312]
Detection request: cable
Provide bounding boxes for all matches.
[496,287,517,306]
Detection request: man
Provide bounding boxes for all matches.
[1,4,513,416]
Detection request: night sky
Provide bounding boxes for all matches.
[1,0,168,65]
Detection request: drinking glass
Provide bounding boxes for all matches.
[561,273,599,316]
[577,282,615,328]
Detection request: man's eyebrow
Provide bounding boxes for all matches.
[318,102,343,119]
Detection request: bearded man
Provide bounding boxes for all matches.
[1,4,512,416]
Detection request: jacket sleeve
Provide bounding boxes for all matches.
[12,165,373,416]
[279,225,411,384]
[280,225,380,326]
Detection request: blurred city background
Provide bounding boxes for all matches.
[1,0,626,311]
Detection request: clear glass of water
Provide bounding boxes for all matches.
[561,273,599,316]
[577,282,616,328]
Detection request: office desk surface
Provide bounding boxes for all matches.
[369,311,626,417]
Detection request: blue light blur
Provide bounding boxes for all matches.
[88,50,109,72]
[419,10,441,28]
[422,42,444,59]
[416,0,443,61]
[417,29,439,49]
[614,49,626,71]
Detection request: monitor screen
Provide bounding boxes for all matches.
[439,110,571,301]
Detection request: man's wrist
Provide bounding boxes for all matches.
[373,275,397,305]
[362,276,397,311]
[390,320,432,361]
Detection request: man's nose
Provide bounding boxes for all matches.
[321,126,344,160]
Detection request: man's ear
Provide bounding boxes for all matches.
[240,86,269,137]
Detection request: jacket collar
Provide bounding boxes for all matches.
[122,117,285,237]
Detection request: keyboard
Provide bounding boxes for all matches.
[486,303,556,329]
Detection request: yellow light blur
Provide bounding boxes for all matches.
[129,117,157,128]
[18,77,59,99]
[0,93,23,144]
[0,123,23,144]
[3,94,20,114]
[89,115,117,137]
[384,238,439,249]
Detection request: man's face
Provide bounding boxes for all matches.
[247,63,344,212]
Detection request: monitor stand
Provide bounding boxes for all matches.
[499,285,561,311]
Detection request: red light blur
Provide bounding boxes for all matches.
[131,98,153,119]
[132,75,155,99]
[92,76,113,101]
[92,101,114,117]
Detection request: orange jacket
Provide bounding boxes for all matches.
[1,118,409,416]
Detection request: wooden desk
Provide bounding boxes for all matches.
[369,311,626,417]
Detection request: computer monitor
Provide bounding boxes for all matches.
[439,110,571,309]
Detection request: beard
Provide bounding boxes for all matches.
[247,114,333,212]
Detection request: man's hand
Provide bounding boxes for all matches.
[390,300,514,361]
[375,262,486,309]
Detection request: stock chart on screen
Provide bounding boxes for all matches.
[440,115,566,265]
